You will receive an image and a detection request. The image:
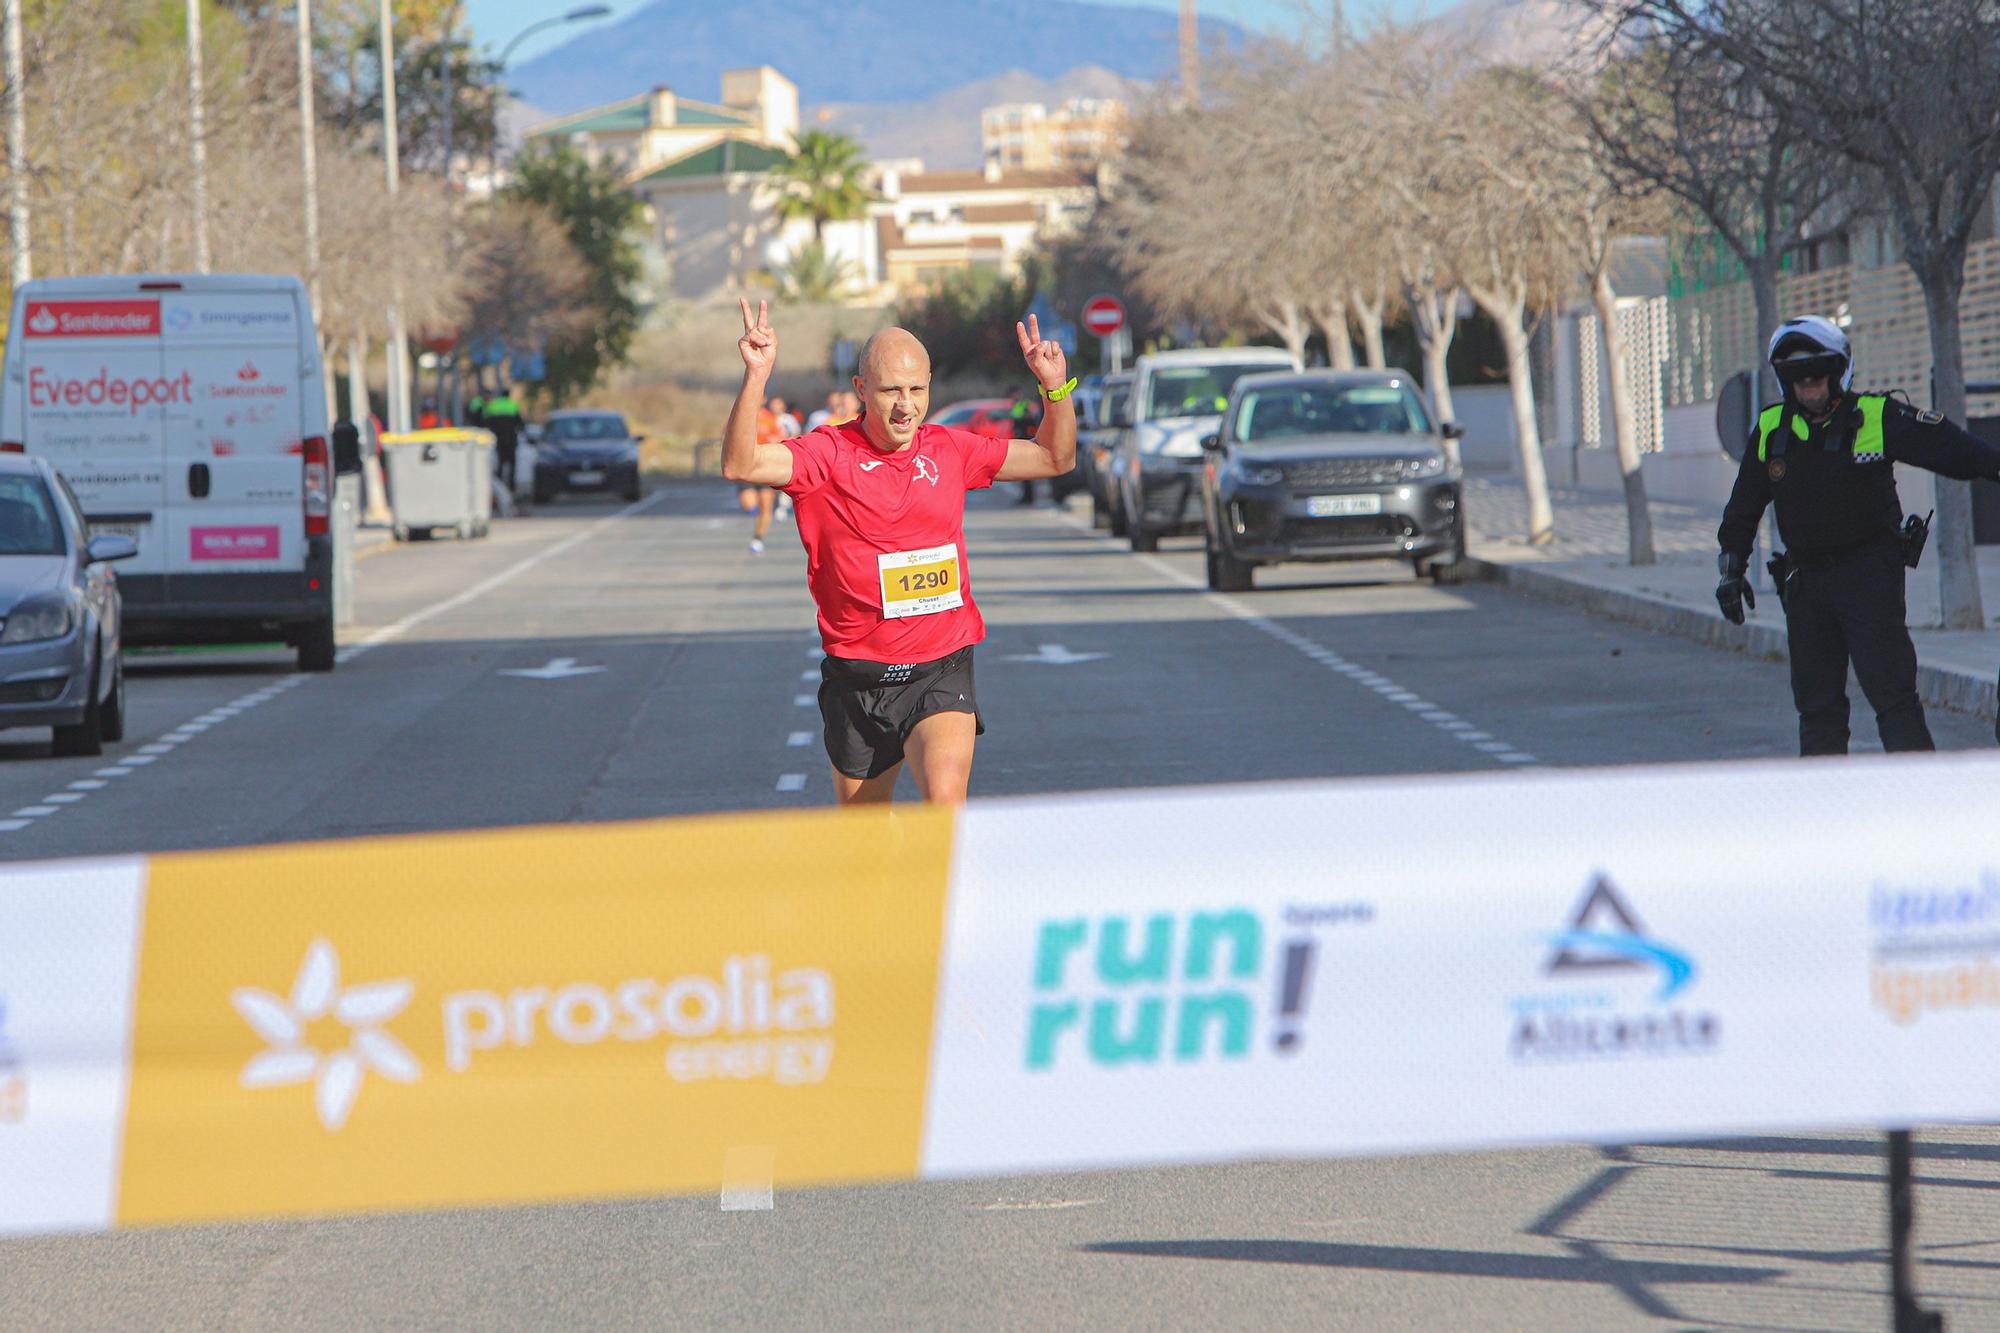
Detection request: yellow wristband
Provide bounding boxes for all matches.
[1041,376,1080,403]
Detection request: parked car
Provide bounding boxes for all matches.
[1081,372,1133,530]
[930,398,1016,441]
[1114,346,1302,551]
[533,410,642,503]
[0,454,138,755]
[0,272,338,671]
[1199,369,1468,592]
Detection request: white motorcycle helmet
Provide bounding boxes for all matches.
[1766,315,1853,406]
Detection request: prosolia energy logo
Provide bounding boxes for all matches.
[1509,874,1719,1062]
[1870,869,2000,1025]
[1024,901,1372,1071]
[235,939,838,1132]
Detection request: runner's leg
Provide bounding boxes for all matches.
[755,488,775,541]
[831,763,901,805]
[903,711,977,804]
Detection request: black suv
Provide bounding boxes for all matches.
[1200,370,1468,591]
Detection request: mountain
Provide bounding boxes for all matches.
[509,0,1240,116]
[808,65,1145,170]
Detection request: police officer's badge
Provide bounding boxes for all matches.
[1917,408,1943,424]
[1768,459,1787,481]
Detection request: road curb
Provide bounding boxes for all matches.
[1465,553,2000,723]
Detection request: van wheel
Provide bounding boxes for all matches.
[52,652,104,757]
[298,618,336,673]
[100,654,126,743]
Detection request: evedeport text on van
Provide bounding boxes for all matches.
[27,365,193,415]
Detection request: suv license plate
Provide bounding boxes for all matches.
[1306,494,1383,517]
[570,469,605,485]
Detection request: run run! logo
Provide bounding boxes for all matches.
[1024,903,1370,1071]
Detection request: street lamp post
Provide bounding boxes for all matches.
[187,0,211,272]
[6,0,29,288]
[486,5,613,194]
[380,0,410,431]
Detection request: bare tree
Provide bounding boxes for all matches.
[1602,0,1997,627]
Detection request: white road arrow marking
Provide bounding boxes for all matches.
[499,657,607,681]
[1004,643,1108,666]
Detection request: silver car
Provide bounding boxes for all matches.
[0,454,137,755]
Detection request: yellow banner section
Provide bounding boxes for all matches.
[117,806,955,1226]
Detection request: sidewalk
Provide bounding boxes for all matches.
[1461,473,2000,722]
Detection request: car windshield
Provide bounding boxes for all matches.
[1100,386,1131,427]
[1147,365,1285,421]
[546,415,629,441]
[0,474,64,556]
[1233,383,1435,441]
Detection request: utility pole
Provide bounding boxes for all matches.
[187,0,211,272]
[5,0,29,288]
[380,0,410,431]
[297,0,332,421]
[1179,0,1198,102]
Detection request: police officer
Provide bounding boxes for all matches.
[1717,315,2000,755]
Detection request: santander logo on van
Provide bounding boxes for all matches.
[22,299,160,338]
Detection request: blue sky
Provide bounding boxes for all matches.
[462,0,1340,68]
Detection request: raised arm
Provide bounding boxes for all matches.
[996,314,1077,482]
[721,298,795,488]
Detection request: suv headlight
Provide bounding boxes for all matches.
[1234,461,1285,486]
[0,597,73,644]
[1405,454,1446,479]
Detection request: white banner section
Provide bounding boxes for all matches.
[923,753,2000,1177]
[0,858,145,1235]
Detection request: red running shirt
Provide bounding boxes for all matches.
[782,419,1011,662]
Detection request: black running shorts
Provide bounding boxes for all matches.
[818,646,984,779]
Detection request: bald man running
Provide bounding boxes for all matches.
[723,300,1078,805]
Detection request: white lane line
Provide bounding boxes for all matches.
[12,806,56,817]
[0,494,673,837]
[786,731,812,747]
[794,694,814,707]
[775,774,807,792]
[1053,513,1541,770]
[799,669,818,681]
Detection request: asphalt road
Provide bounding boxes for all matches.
[3,482,1996,1330]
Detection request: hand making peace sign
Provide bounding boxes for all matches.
[739,298,777,378]
[1015,314,1068,392]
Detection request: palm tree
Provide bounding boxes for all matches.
[775,241,862,302]
[770,130,873,243]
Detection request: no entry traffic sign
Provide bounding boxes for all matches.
[1081,295,1126,337]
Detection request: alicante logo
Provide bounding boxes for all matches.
[1024,902,1369,1072]
[1509,874,1719,1062]
[231,940,420,1132]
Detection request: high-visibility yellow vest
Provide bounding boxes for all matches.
[1757,395,1886,462]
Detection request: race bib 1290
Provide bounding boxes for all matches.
[877,544,964,619]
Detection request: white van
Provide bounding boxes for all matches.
[0,274,336,670]
[1113,345,1302,551]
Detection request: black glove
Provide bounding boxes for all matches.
[1716,550,1754,625]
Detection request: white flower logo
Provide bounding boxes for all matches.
[232,939,420,1131]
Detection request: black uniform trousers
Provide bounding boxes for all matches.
[1782,540,1934,756]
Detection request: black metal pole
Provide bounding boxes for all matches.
[1888,1129,1944,1332]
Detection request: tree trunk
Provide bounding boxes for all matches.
[1746,251,1782,408]
[1259,298,1309,366]
[1312,295,1355,369]
[1475,281,1554,544]
[1593,268,1655,566]
[1353,287,1387,369]
[1411,284,1459,447]
[1916,263,1987,630]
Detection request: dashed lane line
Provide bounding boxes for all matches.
[1056,512,1541,768]
[0,493,668,839]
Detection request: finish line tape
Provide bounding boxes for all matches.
[4,751,2000,1235]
